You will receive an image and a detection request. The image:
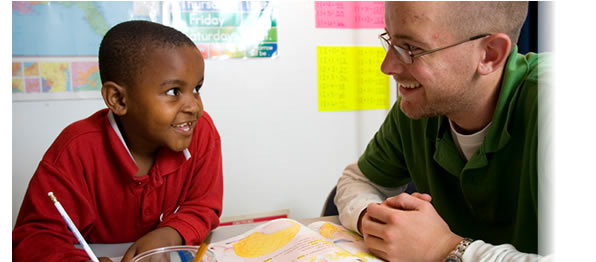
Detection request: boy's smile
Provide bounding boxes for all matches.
[117,45,205,157]
[172,121,194,134]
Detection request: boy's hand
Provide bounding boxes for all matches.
[121,226,183,262]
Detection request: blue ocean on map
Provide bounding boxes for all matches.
[12,2,161,56]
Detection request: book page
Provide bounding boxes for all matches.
[208,218,365,261]
[307,221,384,262]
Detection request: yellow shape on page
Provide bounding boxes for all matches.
[319,223,362,240]
[233,220,301,257]
[319,223,341,238]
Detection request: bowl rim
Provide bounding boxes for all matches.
[132,245,214,261]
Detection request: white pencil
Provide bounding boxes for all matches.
[48,192,99,262]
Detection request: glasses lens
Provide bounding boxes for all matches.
[379,34,412,64]
[379,35,390,52]
[394,46,412,64]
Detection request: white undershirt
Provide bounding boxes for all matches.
[449,120,492,161]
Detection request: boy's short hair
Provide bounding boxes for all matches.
[98,20,197,88]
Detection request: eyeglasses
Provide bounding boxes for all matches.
[379,32,490,64]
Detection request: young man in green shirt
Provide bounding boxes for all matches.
[335,2,551,261]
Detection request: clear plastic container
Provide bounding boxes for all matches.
[131,245,215,262]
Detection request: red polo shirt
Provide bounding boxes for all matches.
[13,108,223,262]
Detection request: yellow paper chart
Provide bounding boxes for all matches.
[317,46,389,111]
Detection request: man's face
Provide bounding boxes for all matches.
[382,2,482,119]
[122,45,205,153]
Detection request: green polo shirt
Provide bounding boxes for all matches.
[358,47,548,253]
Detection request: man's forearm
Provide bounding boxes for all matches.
[335,161,406,233]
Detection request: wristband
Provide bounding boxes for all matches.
[444,238,473,262]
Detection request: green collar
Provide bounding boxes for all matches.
[429,46,530,175]
[483,46,530,153]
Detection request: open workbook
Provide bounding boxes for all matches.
[208,218,383,262]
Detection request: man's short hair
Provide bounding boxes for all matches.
[445,1,529,47]
[98,20,197,88]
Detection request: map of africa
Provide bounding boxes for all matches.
[12,1,161,56]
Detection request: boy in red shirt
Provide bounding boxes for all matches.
[12,20,223,262]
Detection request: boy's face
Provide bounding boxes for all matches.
[122,45,205,153]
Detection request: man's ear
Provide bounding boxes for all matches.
[477,33,512,75]
[101,81,128,116]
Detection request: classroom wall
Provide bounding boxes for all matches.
[12,1,397,227]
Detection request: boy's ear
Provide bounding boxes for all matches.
[101,81,128,116]
[477,33,512,75]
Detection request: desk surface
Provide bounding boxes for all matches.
[88,216,340,258]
